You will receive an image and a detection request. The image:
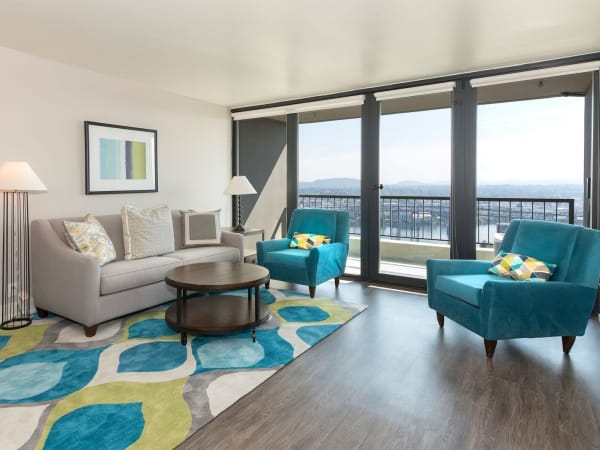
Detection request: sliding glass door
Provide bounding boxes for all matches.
[376,90,452,284]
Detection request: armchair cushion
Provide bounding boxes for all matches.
[287,209,338,242]
[435,274,513,308]
[263,248,310,270]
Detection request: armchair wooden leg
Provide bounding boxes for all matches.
[484,339,497,358]
[562,336,576,354]
[436,312,444,328]
[265,281,270,289]
[334,277,340,288]
[83,325,98,337]
[36,307,48,318]
[309,286,316,298]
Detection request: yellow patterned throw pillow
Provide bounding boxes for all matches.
[289,232,331,250]
[488,251,557,282]
[63,214,117,266]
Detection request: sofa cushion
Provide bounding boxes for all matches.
[264,249,310,270]
[101,256,182,295]
[163,246,240,264]
[435,274,514,308]
[122,204,175,260]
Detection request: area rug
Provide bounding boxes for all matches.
[0,288,366,449]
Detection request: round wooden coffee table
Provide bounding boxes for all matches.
[164,261,270,345]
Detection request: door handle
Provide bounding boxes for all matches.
[374,184,383,190]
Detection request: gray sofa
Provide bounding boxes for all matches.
[31,211,243,336]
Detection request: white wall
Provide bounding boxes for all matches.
[0,46,231,222]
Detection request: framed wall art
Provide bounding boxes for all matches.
[84,121,158,194]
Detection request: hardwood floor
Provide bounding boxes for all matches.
[178,280,600,450]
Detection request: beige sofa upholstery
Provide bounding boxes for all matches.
[31,210,243,336]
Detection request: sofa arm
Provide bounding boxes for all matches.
[256,239,291,265]
[221,230,244,262]
[31,220,102,326]
[479,280,597,339]
[308,243,348,286]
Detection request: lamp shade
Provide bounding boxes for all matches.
[0,161,47,192]
[224,176,257,196]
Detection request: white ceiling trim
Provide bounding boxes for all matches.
[374,81,456,101]
[231,95,365,121]
[470,61,600,88]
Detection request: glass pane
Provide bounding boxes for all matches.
[298,111,361,275]
[379,95,452,278]
[476,96,584,260]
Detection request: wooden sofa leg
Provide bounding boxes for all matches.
[309,286,316,298]
[562,336,576,354]
[436,312,444,328]
[84,325,98,337]
[334,277,340,288]
[265,281,270,289]
[484,339,497,358]
[36,307,48,318]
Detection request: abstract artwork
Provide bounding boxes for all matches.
[85,121,157,194]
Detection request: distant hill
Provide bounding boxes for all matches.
[299,178,582,200]
[300,178,360,191]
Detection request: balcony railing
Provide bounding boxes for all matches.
[299,194,575,246]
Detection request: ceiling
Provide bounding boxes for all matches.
[0,1,599,108]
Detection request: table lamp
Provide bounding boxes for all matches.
[224,175,256,232]
[0,161,47,329]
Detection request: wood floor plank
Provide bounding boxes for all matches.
[177,280,600,450]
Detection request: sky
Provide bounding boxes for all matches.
[298,96,584,185]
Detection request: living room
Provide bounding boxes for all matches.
[1,1,600,449]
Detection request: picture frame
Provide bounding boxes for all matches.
[84,121,158,194]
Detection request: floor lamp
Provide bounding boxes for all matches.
[225,176,257,232]
[0,161,47,330]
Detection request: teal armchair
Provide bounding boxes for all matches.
[257,209,350,298]
[427,220,600,358]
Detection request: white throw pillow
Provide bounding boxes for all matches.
[122,204,175,260]
[182,210,222,247]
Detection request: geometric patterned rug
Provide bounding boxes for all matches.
[0,288,366,449]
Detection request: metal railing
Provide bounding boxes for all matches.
[299,194,575,246]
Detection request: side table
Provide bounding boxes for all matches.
[223,227,264,263]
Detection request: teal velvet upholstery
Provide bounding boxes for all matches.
[427,220,600,356]
[257,209,350,297]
